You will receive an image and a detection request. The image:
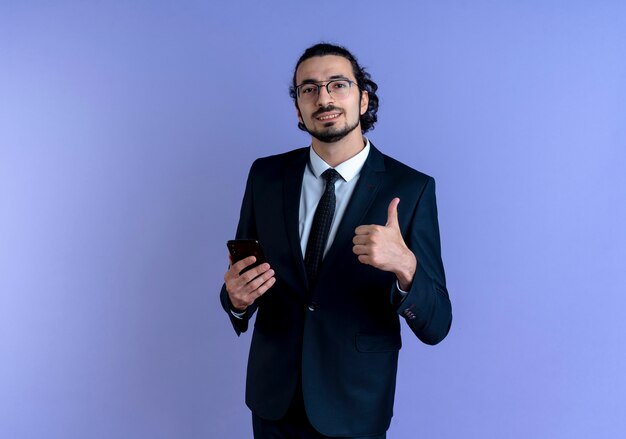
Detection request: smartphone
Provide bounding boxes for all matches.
[227,239,267,274]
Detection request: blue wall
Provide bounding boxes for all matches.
[1,1,625,438]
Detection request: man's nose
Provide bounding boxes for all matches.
[316,85,333,105]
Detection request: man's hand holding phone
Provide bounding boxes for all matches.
[224,241,276,312]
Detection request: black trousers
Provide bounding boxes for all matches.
[252,385,387,439]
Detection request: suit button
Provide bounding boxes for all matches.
[308,302,318,311]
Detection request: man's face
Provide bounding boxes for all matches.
[295,55,369,144]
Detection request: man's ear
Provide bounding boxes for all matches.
[360,90,369,115]
[295,103,303,124]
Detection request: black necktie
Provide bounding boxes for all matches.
[304,168,341,286]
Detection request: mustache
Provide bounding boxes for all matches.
[312,106,342,118]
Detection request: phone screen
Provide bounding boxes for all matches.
[227,239,266,273]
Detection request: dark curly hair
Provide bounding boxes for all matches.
[289,43,379,133]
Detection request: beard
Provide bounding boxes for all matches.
[302,106,361,143]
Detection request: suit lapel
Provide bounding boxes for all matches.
[317,144,386,283]
[283,149,309,294]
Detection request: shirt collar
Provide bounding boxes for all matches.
[308,137,371,183]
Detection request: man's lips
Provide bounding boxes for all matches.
[315,112,341,121]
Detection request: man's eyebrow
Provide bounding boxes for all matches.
[298,74,350,85]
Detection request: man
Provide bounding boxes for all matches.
[220,43,452,438]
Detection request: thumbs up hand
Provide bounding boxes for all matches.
[353,198,417,291]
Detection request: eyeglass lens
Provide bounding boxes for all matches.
[298,80,352,101]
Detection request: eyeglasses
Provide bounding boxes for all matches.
[295,79,358,102]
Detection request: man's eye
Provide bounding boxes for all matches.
[301,85,316,94]
[331,81,348,89]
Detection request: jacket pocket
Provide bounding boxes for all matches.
[355,334,402,353]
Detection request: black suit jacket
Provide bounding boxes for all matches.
[220,143,452,437]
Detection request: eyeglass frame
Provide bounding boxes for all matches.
[294,78,360,101]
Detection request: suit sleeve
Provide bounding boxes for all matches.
[220,162,260,336]
[392,176,452,345]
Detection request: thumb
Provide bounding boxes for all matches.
[385,197,400,228]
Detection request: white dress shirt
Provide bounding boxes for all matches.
[298,139,370,257]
